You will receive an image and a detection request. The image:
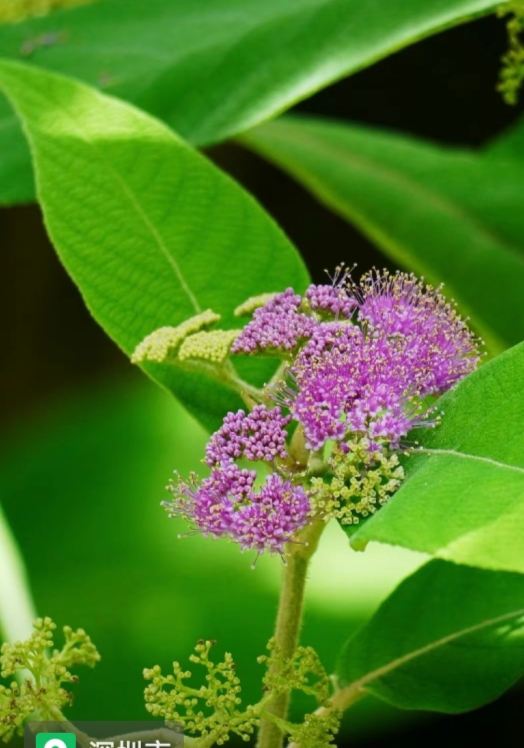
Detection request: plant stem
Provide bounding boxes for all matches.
[256,520,326,748]
[0,502,36,644]
[222,363,269,406]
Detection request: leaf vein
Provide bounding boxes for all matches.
[416,448,524,476]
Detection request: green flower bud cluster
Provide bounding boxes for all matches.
[131,310,221,364]
[311,437,404,526]
[257,639,340,748]
[0,618,100,740]
[286,711,341,748]
[234,294,278,317]
[258,638,330,704]
[143,640,259,745]
[143,639,341,748]
[178,330,241,366]
[131,310,250,396]
[498,1,524,105]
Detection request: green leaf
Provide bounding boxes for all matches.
[0,59,309,431]
[485,113,524,160]
[242,115,524,353]
[351,341,524,574]
[0,0,502,204]
[337,559,524,712]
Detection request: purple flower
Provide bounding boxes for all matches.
[230,475,310,554]
[205,405,291,467]
[305,283,356,319]
[164,464,256,537]
[164,465,309,555]
[290,325,421,451]
[357,270,479,394]
[231,288,316,355]
[285,271,479,451]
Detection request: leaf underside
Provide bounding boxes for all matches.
[337,559,524,712]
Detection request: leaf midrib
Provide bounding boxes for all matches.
[416,448,524,476]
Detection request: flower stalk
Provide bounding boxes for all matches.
[257,520,326,748]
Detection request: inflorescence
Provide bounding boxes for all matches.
[0,618,100,740]
[144,638,339,748]
[498,1,524,105]
[137,267,480,557]
[144,640,258,745]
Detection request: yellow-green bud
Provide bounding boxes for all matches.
[312,437,405,525]
[0,617,100,741]
[234,293,278,317]
[131,310,221,364]
[178,330,241,365]
[0,0,88,24]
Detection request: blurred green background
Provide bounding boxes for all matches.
[3,8,524,748]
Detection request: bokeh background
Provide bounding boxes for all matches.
[2,11,524,747]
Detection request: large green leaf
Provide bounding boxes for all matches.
[337,559,524,712]
[242,115,524,352]
[0,0,502,204]
[0,60,309,431]
[351,342,524,574]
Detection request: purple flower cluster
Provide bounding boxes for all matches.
[232,274,356,357]
[166,269,480,556]
[305,283,356,318]
[205,405,290,466]
[291,325,422,451]
[288,270,480,451]
[165,406,310,555]
[231,288,316,354]
[358,271,477,393]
